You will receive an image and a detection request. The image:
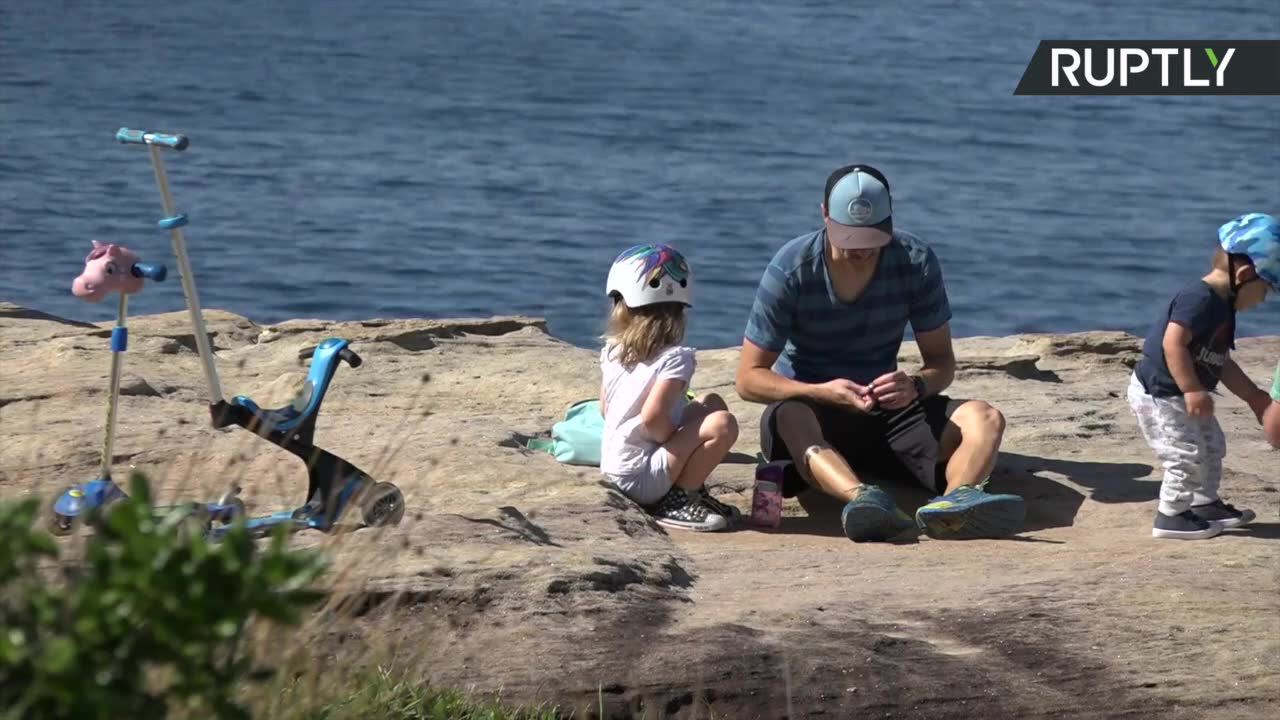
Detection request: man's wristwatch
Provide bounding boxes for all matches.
[911,374,928,400]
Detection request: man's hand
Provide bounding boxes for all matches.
[869,371,918,410]
[813,379,877,412]
[1185,390,1214,418]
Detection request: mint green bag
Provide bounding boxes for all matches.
[526,391,698,467]
[526,399,604,466]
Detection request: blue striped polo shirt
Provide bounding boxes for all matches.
[743,228,952,385]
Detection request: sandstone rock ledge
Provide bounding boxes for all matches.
[2,302,1277,720]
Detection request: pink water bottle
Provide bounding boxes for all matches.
[750,462,785,528]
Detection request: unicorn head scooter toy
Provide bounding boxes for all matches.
[50,241,244,534]
[72,241,149,300]
[50,127,405,542]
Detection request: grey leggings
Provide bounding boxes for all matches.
[1126,373,1225,516]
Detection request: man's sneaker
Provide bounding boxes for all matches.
[649,486,728,532]
[1190,500,1255,529]
[697,487,742,525]
[1153,509,1224,540]
[915,485,1026,540]
[841,485,916,542]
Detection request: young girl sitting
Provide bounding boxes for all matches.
[599,243,741,532]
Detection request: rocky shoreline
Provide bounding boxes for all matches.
[2,301,1277,719]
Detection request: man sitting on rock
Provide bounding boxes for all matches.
[734,163,1026,542]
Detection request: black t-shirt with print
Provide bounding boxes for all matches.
[1134,280,1235,398]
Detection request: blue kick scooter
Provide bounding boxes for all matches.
[53,128,406,539]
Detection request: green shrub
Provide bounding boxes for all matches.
[0,473,328,720]
[276,665,565,720]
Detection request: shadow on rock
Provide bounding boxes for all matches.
[0,304,98,328]
[998,451,1155,531]
[746,451,1155,538]
[1226,521,1280,540]
[449,505,562,547]
[547,602,1124,719]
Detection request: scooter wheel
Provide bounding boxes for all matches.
[360,482,405,527]
[49,494,121,535]
[174,505,214,540]
[49,512,76,536]
[218,497,246,525]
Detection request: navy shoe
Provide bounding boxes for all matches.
[1152,509,1223,540]
[1190,500,1255,529]
[915,485,1026,540]
[841,486,915,542]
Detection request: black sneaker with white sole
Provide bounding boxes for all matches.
[649,487,728,532]
[1152,509,1223,540]
[1191,499,1256,528]
[697,487,742,525]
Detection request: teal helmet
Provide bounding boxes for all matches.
[1218,212,1280,293]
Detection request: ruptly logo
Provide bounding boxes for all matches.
[1014,40,1280,95]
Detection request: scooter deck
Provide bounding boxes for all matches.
[50,478,244,534]
[208,510,322,540]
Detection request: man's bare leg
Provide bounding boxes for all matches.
[771,401,913,541]
[937,400,1006,492]
[774,401,862,502]
[918,399,1024,539]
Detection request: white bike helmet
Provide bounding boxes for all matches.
[605,243,693,308]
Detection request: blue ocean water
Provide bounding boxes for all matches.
[2,0,1277,350]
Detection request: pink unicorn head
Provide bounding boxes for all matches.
[72,241,144,302]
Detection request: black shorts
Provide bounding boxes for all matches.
[759,395,966,498]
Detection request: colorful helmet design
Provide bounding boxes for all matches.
[1218,212,1280,293]
[605,243,692,308]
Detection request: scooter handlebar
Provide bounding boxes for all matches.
[116,127,189,151]
[339,348,363,368]
[131,262,167,281]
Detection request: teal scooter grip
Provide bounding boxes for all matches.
[116,127,189,151]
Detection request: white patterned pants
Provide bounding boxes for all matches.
[1126,373,1224,516]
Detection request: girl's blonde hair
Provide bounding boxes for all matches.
[603,299,687,368]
